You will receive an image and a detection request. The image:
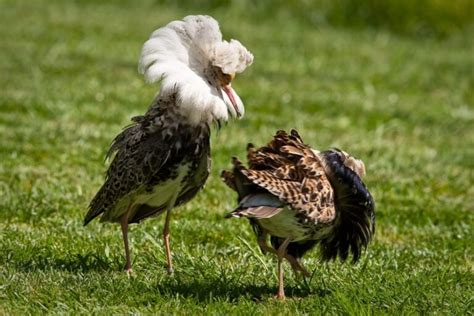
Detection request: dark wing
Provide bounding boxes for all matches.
[84,99,171,225]
[318,149,376,263]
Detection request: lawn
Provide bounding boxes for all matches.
[1,0,473,314]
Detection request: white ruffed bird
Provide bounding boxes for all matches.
[84,15,253,275]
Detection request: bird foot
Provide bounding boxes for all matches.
[125,268,134,278]
[166,267,174,275]
[275,293,286,300]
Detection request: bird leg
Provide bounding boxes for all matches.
[257,236,310,277]
[286,256,311,278]
[276,237,291,300]
[163,208,173,274]
[257,234,273,255]
[120,205,133,276]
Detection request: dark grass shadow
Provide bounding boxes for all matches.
[6,249,118,273]
[151,274,333,302]
[6,248,332,301]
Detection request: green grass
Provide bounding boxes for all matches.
[1,0,473,314]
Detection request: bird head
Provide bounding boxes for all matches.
[139,15,253,125]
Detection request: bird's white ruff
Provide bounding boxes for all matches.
[139,15,253,125]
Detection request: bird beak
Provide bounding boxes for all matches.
[222,84,242,118]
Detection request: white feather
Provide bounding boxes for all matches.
[211,39,254,74]
[138,15,253,125]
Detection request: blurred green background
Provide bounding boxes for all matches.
[0,0,473,314]
[158,0,473,37]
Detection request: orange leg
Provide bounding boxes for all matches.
[257,236,310,277]
[120,205,133,276]
[276,238,291,300]
[163,208,173,274]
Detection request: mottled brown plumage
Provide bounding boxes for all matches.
[222,129,375,299]
[85,93,211,226]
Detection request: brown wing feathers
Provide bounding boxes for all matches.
[223,130,376,265]
[221,129,336,223]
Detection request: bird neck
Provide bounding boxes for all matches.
[156,75,231,126]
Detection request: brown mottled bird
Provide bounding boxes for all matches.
[222,130,375,299]
[84,15,253,275]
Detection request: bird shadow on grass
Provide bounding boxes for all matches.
[7,246,332,302]
[150,274,332,302]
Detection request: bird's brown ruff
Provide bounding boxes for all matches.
[222,129,375,299]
